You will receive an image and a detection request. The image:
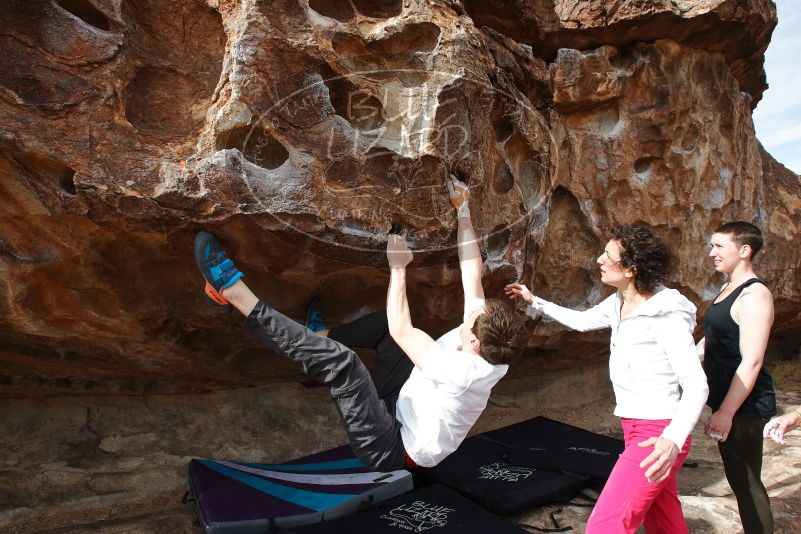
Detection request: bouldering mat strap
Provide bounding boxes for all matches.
[519,507,572,533]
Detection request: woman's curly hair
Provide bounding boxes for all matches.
[610,225,674,294]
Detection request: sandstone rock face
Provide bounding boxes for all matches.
[462,0,777,106]
[4,2,801,530]
[0,0,798,401]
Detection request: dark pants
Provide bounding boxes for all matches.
[244,302,412,471]
[718,413,773,534]
[328,310,414,419]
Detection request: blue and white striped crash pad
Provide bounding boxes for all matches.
[187,444,413,533]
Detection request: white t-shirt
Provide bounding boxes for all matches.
[395,298,509,467]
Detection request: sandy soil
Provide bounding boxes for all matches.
[13,361,801,534]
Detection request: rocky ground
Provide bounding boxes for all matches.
[513,385,801,533]
[2,358,799,533]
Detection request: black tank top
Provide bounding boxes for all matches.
[703,278,775,416]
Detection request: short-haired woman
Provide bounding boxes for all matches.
[506,225,708,534]
[700,221,776,533]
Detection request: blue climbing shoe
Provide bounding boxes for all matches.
[305,296,328,332]
[194,230,244,306]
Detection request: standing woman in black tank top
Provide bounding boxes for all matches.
[699,221,776,534]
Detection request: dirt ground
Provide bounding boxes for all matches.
[13,358,795,534]
[513,357,801,533]
[513,391,801,534]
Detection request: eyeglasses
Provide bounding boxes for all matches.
[604,250,622,264]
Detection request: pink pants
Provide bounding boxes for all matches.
[586,418,691,534]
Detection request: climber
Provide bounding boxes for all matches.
[193,175,527,471]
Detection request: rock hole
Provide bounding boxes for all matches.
[309,0,354,22]
[680,124,700,153]
[504,133,544,198]
[609,47,635,70]
[491,107,514,143]
[331,32,363,55]
[430,80,474,157]
[487,224,511,257]
[60,167,77,195]
[125,67,205,136]
[588,105,621,135]
[121,0,225,136]
[331,24,438,86]
[216,126,289,169]
[331,32,384,73]
[13,150,78,196]
[55,0,110,31]
[351,0,402,18]
[459,0,531,43]
[324,75,385,130]
[366,22,440,56]
[493,163,514,194]
[537,187,600,306]
[633,156,659,177]
[450,169,469,186]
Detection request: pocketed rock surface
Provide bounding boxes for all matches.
[1,0,800,530]
[0,0,799,397]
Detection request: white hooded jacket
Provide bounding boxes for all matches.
[529,287,709,448]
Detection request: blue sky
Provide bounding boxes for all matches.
[752,0,801,174]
